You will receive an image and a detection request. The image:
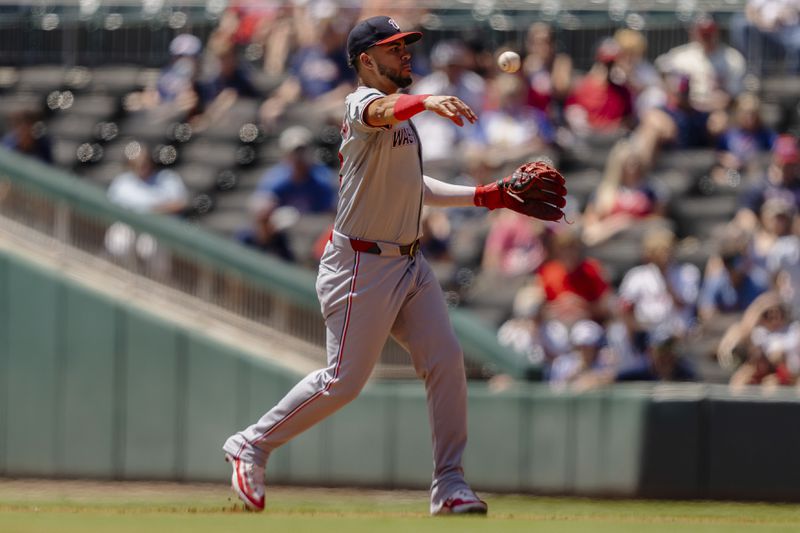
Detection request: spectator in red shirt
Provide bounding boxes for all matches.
[522,22,573,119]
[482,210,547,277]
[564,38,634,135]
[535,228,613,326]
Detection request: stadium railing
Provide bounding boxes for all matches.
[0,146,534,378]
[0,0,776,76]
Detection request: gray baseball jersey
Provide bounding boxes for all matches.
[335,86,423,245]
[223,86,473,512]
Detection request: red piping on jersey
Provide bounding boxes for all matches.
[240,251,361,455]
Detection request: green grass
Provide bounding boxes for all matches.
[2,480,800,532]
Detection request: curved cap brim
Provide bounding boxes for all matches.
[374,31,423,47]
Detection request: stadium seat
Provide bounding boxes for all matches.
[88,65,144,95]
[562,168,601,206]
[0,67,19,92]
[66,93,120,120]
[759,75,800,107]
[210,189,253,213]
[652,168,696,197]
[0,92,43,133]
[17,65,66,92]
[587,234,649,286]
[51,139,81,168]
[118,112,174,142]
[462,271,529,327]
[284,213,335,265]
[180,140,239,169]
[170,163,219,194]
[670,195,739,239]
[235,167,267,190]
[448,216,490,269]
[654,149,716,178]
[46,115,100,142]
[198,209,250,237]
[79,161,126,188]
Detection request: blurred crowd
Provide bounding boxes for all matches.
[3,0,800,388]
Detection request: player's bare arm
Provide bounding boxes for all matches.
[365,94,478,128]
[353,38,476,128]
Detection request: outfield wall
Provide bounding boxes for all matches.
[2,250,800,501]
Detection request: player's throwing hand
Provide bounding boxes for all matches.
[422,95,477,127]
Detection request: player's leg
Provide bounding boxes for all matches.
[223,246,412,502]
[390,255,487,515]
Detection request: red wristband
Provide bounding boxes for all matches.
[474,182,503,210]
[394,94,430,121]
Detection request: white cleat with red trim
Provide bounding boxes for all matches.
[225,453,265,511]
[432,488,488,516]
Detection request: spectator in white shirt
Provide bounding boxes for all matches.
[655,15,747,112]
[618,228,701,338]
[107,141,189,214]
[105,141,189,262]
[497,284,570,371]
[730,0,800,74]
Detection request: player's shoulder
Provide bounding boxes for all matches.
[346,85,386,106]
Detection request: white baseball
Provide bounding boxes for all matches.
[497,51,521,73]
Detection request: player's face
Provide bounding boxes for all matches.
[370,40,413,89]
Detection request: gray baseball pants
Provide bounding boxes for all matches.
[223,237,472,509]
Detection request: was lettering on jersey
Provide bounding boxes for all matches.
[392,126,417,148]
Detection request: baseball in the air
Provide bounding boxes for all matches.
[497,51,521,73]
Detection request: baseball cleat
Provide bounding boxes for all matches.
[225,453,265,511]
[432,488,488,516]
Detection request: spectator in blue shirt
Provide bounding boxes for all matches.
[157,34,204,105]
[633,73,724,165]
[200,42,261,103]
[699,230,769,322]
[615,331,696,382]
[235,207,295,262]
[249,126,336,216]
[259,16,354,129]
[712,93,776,185]
[191,40,261,133]
[736,134,800,231]
[2,109,53,164]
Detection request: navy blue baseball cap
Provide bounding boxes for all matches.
[347,16,422,66]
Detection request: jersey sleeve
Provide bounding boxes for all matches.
[345,87,387,133]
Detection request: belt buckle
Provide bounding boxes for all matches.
[409,240,420,256]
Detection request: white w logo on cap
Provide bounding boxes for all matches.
[388,18,400,30]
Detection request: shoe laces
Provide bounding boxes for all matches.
[448,488,479,503]
[240,460,265,492]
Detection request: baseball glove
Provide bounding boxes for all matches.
[474,161,567,221]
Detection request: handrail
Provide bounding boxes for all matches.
[0,147,320,309]
[0,147,535,378]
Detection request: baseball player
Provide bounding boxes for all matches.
[222,16,567,515]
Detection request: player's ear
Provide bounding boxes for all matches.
[359,52,374,71]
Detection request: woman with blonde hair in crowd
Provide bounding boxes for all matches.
[613,28,665,115]
[582,140,670,246]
